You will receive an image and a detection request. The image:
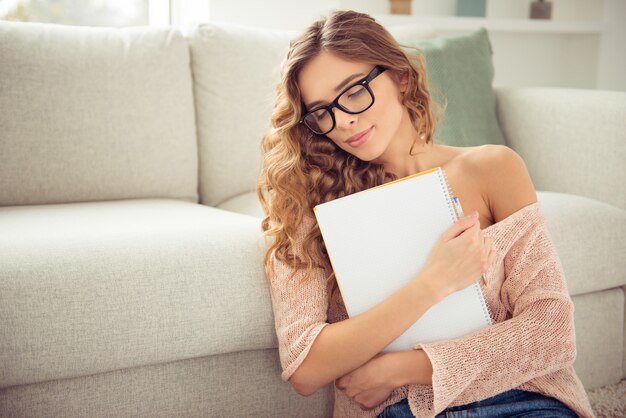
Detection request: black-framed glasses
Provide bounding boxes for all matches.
[300,65,386,136]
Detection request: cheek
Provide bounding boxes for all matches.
[373,89,404,131]
[375,79,403,113]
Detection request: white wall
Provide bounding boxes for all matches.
[173,0,623,91]
[206,0,339,31]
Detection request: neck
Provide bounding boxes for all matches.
[371,110,439,178]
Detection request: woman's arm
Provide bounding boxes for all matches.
[289,269,442,396]
[387,349,434,386]
[332,349,434,411]
[335,348,434,391]
[272,208,486,397]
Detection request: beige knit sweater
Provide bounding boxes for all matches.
[268,201,596,418]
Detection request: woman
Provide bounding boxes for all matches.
[256,10,596,418]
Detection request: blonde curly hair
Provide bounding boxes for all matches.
[256,10,446,302]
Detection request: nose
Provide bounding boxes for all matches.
[333,107,357,130]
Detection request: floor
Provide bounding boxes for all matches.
[586,378,626,418]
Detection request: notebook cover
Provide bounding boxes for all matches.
[313,167,492,352]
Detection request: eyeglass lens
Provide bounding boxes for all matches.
[303,84,373,134]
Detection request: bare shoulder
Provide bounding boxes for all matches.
[466,144,538,224]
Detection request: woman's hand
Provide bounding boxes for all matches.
[334,353,397,411]
[421,211,495,298]
[335,349,435,410]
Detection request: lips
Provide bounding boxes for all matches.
[346,126,373,144]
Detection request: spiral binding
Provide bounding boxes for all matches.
[439,166,455,207]
[438,167,495,325]
[473,282,494,325]
[438,167,456,223]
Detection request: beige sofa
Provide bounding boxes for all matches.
[0,19,624,417]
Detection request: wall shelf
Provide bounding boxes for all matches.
[372,14,604,34]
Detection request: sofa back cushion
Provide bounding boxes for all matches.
[187,23,294,208]
[187,21,437,207]
[402,27,506,147]
[0,21,199,206]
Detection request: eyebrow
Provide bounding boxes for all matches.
[304,72,365,109]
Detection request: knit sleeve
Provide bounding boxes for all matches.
[266,215,331,382]
[410,210,577,415]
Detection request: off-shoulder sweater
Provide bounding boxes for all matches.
[267,201,596,418]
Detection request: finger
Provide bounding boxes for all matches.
[356,389,389,411]
[356,395,374,411]
[447,212,480,240]
[345,387,358,398]
[460,221,482,241]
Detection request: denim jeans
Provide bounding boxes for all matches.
[376,388,579,417]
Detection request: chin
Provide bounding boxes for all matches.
[364,143,388,165]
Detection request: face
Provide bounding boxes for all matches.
[298,51,410,161]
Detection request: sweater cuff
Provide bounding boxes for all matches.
[412,340,480,415]
[280,322,329,382]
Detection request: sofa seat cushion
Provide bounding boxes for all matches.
[216,191,266,219]
[219,190,625,297]
[536,191,625,296]
[0,199,271,388]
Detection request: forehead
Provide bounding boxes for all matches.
[298,52,370,104]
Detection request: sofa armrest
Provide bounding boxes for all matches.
[494,87,626,210]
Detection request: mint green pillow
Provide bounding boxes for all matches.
[401,27,505,147]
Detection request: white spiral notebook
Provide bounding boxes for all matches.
[313,167,492,352]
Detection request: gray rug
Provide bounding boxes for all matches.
[587,378,626,418]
